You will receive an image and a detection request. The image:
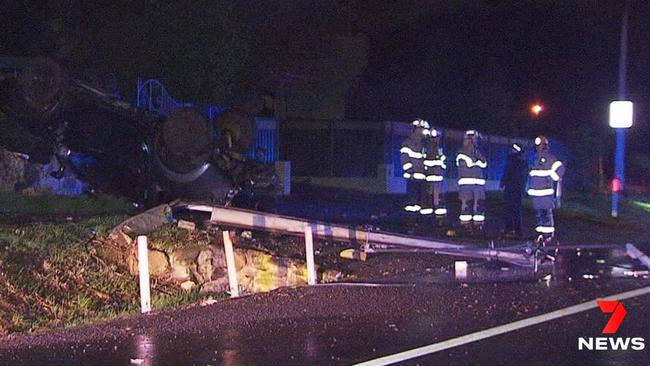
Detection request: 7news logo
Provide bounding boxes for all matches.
[578,300,645,351]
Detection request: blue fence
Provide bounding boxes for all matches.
[136,79,278,163]
[390,123,530,185]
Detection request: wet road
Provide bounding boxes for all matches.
[1,249,649,365]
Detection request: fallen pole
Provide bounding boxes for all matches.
[177,202,534,266]
[364,246,533,266]
[181,203,464,250]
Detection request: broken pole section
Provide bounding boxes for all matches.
[137,235,151,313]
[304,226,317,285]
[193,203,465,250]
[222,231,240,297]
[185,203,533,267]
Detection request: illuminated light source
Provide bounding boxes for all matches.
[609,101,633,128]
[534,137,541,145]
[531,104,543,116]
[612,178,621,193]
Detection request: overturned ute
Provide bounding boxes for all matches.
[0,56,279,207]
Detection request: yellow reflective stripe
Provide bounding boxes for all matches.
[458,178,486,185]
[459,214,473,222]
[400,146,424,159]
[527,188,555,197]
[472,214,485,222]
[425,175,444,182]
[434,208,447,215]
[535,226,555,233]
[402,162,413,170]
[423,159,447,169]
[551,161,563,171]
[529,169,560,181]
[456,153,473,166]
[456,153,486,168]
[404,205,422,212]
[403,173,412,179]
[413,173,426,180]
[419,208,434,215]
[529,169,552,177]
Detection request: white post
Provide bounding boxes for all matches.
[137,235,151,313]
[304,226,317,285]
[455,261,468,280]
[222,231,240,297]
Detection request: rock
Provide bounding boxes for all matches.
[321,269,342,283]
[234,249,247,271]
[200,278,229,294]
[169,245,226,284]
[200,296,219,306]
[126,248,170,277]
[195,247,216,284]
[147,249,170,277]
[108,231,133,248]
[95,240,127,268]
[180,281,196,292]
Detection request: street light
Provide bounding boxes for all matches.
[530,103,543,117]
[610,100,633,218]
[611,0,631,218]
[609,101,633,129]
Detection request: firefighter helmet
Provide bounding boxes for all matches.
[411,119,430,129]
[534,135,549,152]
[428,127,442,139]
[464,129,481,142]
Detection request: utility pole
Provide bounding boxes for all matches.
[611,0,630,217]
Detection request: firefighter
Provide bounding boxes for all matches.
[456,130,487,231]
[528,135,565,243]
[422,127,447,225]
[500,143,527,237]
[400,119,428,215]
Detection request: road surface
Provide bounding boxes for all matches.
[1,247,649,365]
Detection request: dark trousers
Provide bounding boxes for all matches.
[504,192,523,235]
[403,179,426,213]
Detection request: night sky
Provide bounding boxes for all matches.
[350,2,649,132]
[2,1,650,180]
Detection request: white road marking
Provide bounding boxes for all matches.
[353,285,650,366]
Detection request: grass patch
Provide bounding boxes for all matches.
[631,200,650,212]
[557,191,650,225]
[0,214,219,334]
[0,191,131,217]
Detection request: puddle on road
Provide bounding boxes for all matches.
[130,333,157,366]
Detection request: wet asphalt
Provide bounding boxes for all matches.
[1,248,649,365]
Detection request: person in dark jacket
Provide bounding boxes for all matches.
[500,143,528,237]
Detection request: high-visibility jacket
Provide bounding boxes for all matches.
[423,141,446,182]
[456,146,487,187]
[400,135,426,181]
[527,151,564,205]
